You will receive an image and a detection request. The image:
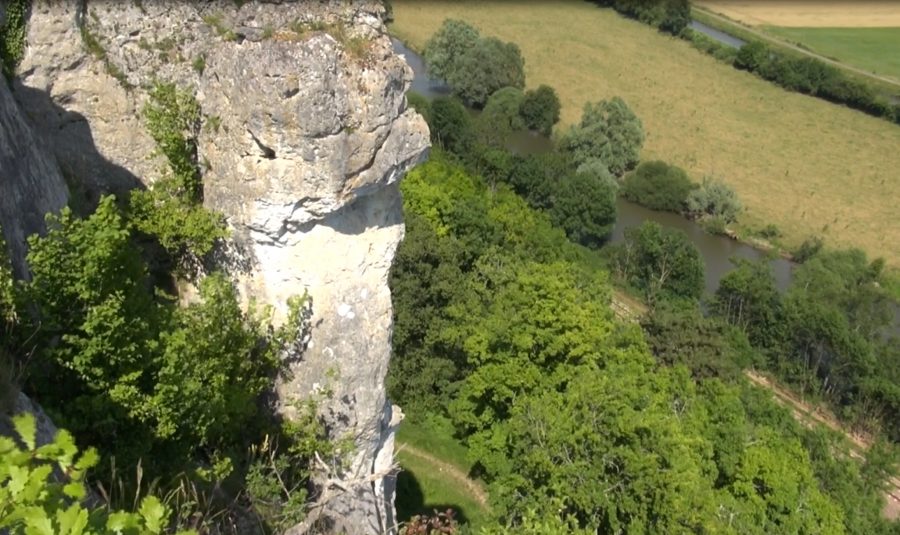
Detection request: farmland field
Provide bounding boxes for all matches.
[390,0,900,266]
[694,1,900,27]
[762,26,900,81]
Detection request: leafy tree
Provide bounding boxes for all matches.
[477,87,525,147]
[610,221,704,302]
[423,19,480,81]
[685,177,742,223]
[452,37,525,107]
[519,84,561,135]
[549,171,617,248]
[424,19,525,108]
[621,160,694,212]
[714,258,785,348]
[560,97,644,176]
[429,97,476,156]
[641,302,752,380]
[506,152,575,210]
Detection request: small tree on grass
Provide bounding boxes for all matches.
[685,177,742,223]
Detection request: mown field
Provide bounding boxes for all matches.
[762,26,900,81]
[390,0,900,266]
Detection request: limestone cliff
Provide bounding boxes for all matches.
[9,0,429,532]
[0,79,68,278]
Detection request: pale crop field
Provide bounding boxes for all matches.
[695,1,900,27]
[390,0,900,266]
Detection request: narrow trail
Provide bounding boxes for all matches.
[396,441,491,510]
[694,7,900,91]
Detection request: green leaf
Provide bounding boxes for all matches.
[106,510,138,533]
[12,413,37,450]
[56,504,88,535]
[21,506,54,535]
[62,482,86,500]
[138,495,167,534]
[74,447,99,472]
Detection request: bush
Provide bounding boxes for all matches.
[734,41,770,72]
[520,84,561,135]
[759,224,781,239]
[621,160,694,213]
[685,177,742,223]
[406,91,432,124]
[549,171,617,248]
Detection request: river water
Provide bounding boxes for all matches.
[689,21,747,49]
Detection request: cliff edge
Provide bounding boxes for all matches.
[8,0,429,532]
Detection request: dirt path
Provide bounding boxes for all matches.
[396,441,491,510]
[694,7,900,90]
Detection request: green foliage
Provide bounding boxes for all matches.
[560,97,644,176]
[477,87,525,147]
[424,19,525,107]
[548,171,617,248]
[519,84,560,136]
[641,301,753,379]
[621,160,695,213]
[429,97,476,156]
[132,81,226,260]
[735,41,770,72]
[714,258,785,348]
[791,235,824,263]
[596,0,691,35]
[0,414,195,535]
[685,177,742,223]
[0,0,29,80]
[20,197,284,470]
[609,221,704,302]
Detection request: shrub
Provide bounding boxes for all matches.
[549,171,618,248]
[520,84,561,135]
[759,224,781,239]
[685,177,742,223]
[478,87,525,146]
[734,41,769,72]
[621,160,694,213]
[406,91,432,124]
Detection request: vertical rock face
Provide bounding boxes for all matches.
[11,1,429,532]
[0,81,68,278]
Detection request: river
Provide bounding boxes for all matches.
[392,37,793,295]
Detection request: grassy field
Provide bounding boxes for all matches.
[762,26,900,81]
[395,416,490,530]
[390,0,900,266]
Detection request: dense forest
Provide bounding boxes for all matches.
[388,17,900,534]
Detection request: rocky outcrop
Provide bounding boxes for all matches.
[0,80,68,278]
[11,1,429,532]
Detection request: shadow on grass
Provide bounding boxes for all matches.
[395,466,470,526]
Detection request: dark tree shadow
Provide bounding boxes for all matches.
[394,466,471,527]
